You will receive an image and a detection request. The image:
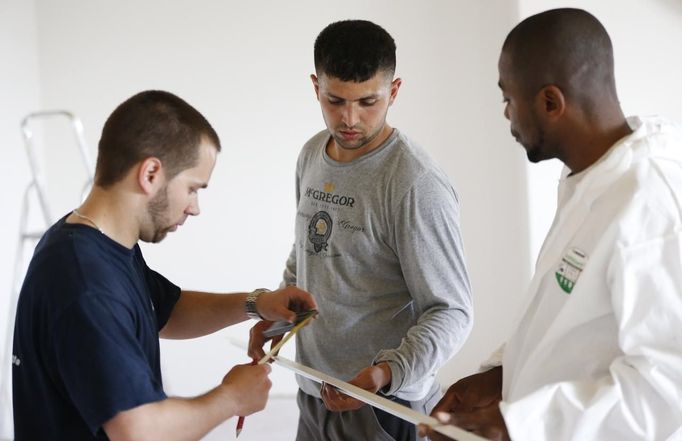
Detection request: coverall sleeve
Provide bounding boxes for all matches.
[501,232,682,440]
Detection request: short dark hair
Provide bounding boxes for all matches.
[314,20,396,82]
[95,90,221,188]
[502,8,617,109]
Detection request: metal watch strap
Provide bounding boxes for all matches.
[245,288,269,320]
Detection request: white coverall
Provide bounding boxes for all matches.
[499,116,682,440]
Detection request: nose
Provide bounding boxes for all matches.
[341,103,359,127]
[186,198,200,216]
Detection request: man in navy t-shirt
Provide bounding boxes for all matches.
[12,90,317,440]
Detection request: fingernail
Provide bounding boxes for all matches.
[436,411,452,423]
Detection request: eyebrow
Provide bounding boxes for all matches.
[497,80,504,90]
[325,93,380,102]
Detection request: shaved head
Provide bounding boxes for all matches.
[501,8,617,114]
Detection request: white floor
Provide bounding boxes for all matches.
[204,395,299,441]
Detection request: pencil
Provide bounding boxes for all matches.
[235,359,257,437]
[235,414,245,437]
[235,311,317,437]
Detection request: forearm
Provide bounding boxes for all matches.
[160,290,248,339]
[104,385,237,441]
[378,243,473,393]
[376,306,472,395]
[161,286,317,339]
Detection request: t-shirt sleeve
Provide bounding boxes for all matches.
[50,293,167,435]
[143,266,181,330]
[134,246,181,330]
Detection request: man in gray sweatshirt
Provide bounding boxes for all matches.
[249,20,473,441]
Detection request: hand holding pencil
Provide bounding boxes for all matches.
[234,359,258,437]
[220,361,271,437]
[236,310,318,436]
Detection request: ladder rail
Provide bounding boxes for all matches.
[1,111,95,438]
[19,110,95,225]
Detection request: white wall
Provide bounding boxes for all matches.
[0,0,42,438]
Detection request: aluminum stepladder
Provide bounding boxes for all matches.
[1,111,94,439]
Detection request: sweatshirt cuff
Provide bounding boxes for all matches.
[373,353,404,396]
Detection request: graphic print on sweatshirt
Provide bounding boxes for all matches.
[302,181,366,258]
[308,211,332,252]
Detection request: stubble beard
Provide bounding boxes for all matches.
[147,185,170,243]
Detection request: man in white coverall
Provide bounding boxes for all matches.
[420,8,682,441]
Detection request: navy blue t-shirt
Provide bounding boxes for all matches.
[12,216,181,440]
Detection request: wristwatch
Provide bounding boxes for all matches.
[245,288,270,320]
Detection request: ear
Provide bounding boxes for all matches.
[311,74,320,101]
[537,85,565,120]
[137,157,164,195]
[388,77,402,106]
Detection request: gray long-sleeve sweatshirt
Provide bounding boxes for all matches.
[283,128,473,401]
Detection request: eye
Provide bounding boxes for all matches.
[328,98,343,105]
[360,99,377,107]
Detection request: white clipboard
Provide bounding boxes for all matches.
[272,355,488,441]
[228,336,488,440]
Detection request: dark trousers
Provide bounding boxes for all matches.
[295,389,437,441]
